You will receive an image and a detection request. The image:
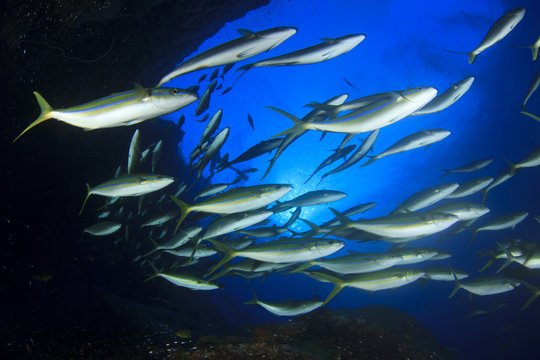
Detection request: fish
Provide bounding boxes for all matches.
[210,259,292,281]
[284,207,302,227]
[386,248,440,265]
[221,87,232,95]
[14,85,198,142]
[151,140,163,173]
[198,73,207,83]
[360,129,451,167]
[270,87,438,137]
[330,208,459,238]
[392,183,459,213]
[522,69,540,110]
[143,226,203,257]
[197,127,230,179]
[245,291,323,316]
[199,210,273,241]
[141,210,179,227]
[449,274,520,298]
[319,131,380,184]
[305,91,395,119]
[481,167,521,203]
[505,146,540,174]
[422,267,468,281]
[291,252,404,275]
[194,184,229,200]
[156,27,297,86]
[165,245,217,258]
[518,35,540,61]
[208,68,219,82]
[443,177,493,200]
[273,190,347,212]
[236,34,366,76]
[413,76,475,115]
[447,7,526,64]
[469,211,528,246]
[225,138,283,167]
[127,129,141,174]
[83,221,122,236]
[196,114,209,123]
[170,184,292,231]
[195,85,212,116]
[196,109,223,153]
[207,237,344,274]
[247,114,255,130]
[80,174,174,214]
[428,202,490,221]
[239,225,289,238]
[441,158,493,178]
[145,264,219,290]
[303,268,425,305]
[261,94,349,180]
[304,145,355,183]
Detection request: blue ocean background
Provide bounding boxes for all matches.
[155,0,540,358]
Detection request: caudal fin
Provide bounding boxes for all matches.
[521,281,540,310]
[14,92,54,143]
[79,184,92,215]
[448,265,462,299]
[266,106,310,138]
[170,196,192,233]
[206,239,238,275]
[520,111,540,123]
[443,48,477,64]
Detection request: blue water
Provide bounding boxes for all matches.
[159,0,540,358]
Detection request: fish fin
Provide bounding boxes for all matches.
[79,184,92,215]
[288,261,315,274]
[495,242,514,274]
[266,106,310,138]
[134,82,150,100]
[328,208,353,227]
[303,101,340,118]
[481,189,489,205]
[144,262,160,283]
[358,155,377,167]
[448,264,462,299]
[319,131,327,142]
[468,229,479,247]
[443,48,477,64]
[237,28,256,37]
[14,92,55,143]
[299,218,321,232]
[169,196,192,233]
[143,237,160,257]
[479,258,494,272]
[520,111,540,122]
[206,239,238,275]
[313,272,345,306]
[520,281,540,310]
[321,37,337,44]
[343,77,359,89]
[502,158,518,175]
[439,169,451,178]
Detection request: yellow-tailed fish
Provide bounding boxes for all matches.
[14,84,197,142]
[244,290,323,316]
[145,263,219,290]
[83,221,122,236]
[156,27,297,86]
[412,76,475,115]
[391,182,459,214]
[440,158,493,178]
[269,87,437,137]
[170,184,292,231]
[469,211,528,246]
[80,174,174,214]
[290,252,404,275]
[428,202,490,221]
[446,177,493,199]
[522,69,540,110]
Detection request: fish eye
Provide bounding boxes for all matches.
[171,88,179,95]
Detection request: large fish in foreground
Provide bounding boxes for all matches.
[269,87,437,137]
[236,34,366,75]
[170,184,292,231]
[14,85,198,142]
[448,7,526,64]
[156,27,297,86]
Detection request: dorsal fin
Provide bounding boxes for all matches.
[321,38,337,44]
[238,29,256,37]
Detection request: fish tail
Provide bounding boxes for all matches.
[359,155,377,168]
[495,242,514,274]
[144,262,160,283]
[481,188,489,205]
[79,184,92,215]
[520,111,540,123]
[329,208,353,227]
[170,196,192,232]
[266,106,310,138]
[448,265,462,299]
[206,239,238,275]
[232,64,253,85]
[521,281,540,310]
[303,102,340,118]
[530,44,539,61]
[244,289,259,305]
[502,157,518,175]
[260,158,277,180]
[310,271,345,305]
[288,261,315,274]
[143,237,160,257]
[478,258,494,272]
[439,169,450,178]
[443,48,476,64]
[209,268,229,281]
[468,229,479,247]
[13,92,54,143]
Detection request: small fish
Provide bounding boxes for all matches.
[198,73,207,83]
[422,267,468,281]
[469,212,528,246]
[221,87,232,95]
[392,183,459,214]
[83,221,122,236]
[195,86,212,116]
[343,77,359,89]
[80,174,174,214]
[429,202,490,221]
[195,184,228,200]
[196,114,209,123]
[449,273,520,298]
[446,177,493,199]
[200,210,273,241]
[144,226,203,257]
[440,158,493,178]
[156,27,297,86]
[284,207,302,227]
[14,85,197,143]
[196,109,223,152]
[226,139,283,167]
[245,291,323,316]
[127,129,141,175]
[240,225,289,238]
[481,167,521,203]
[413,77,475,115]
[360,129,451,167]
[151,140,163,173]
[505,146,540,174]
[141,210,178,228]
[221,64,234,79]
[291,252,404,275]
[446,7,526,64]
[145,263,219,290]
[274,190,347,212]
[522,69,540,110]
[208,68,219,82]
[178,114,185,127]
[247,114,255,130]
[304,145,355,183]
[197,127,230,178]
